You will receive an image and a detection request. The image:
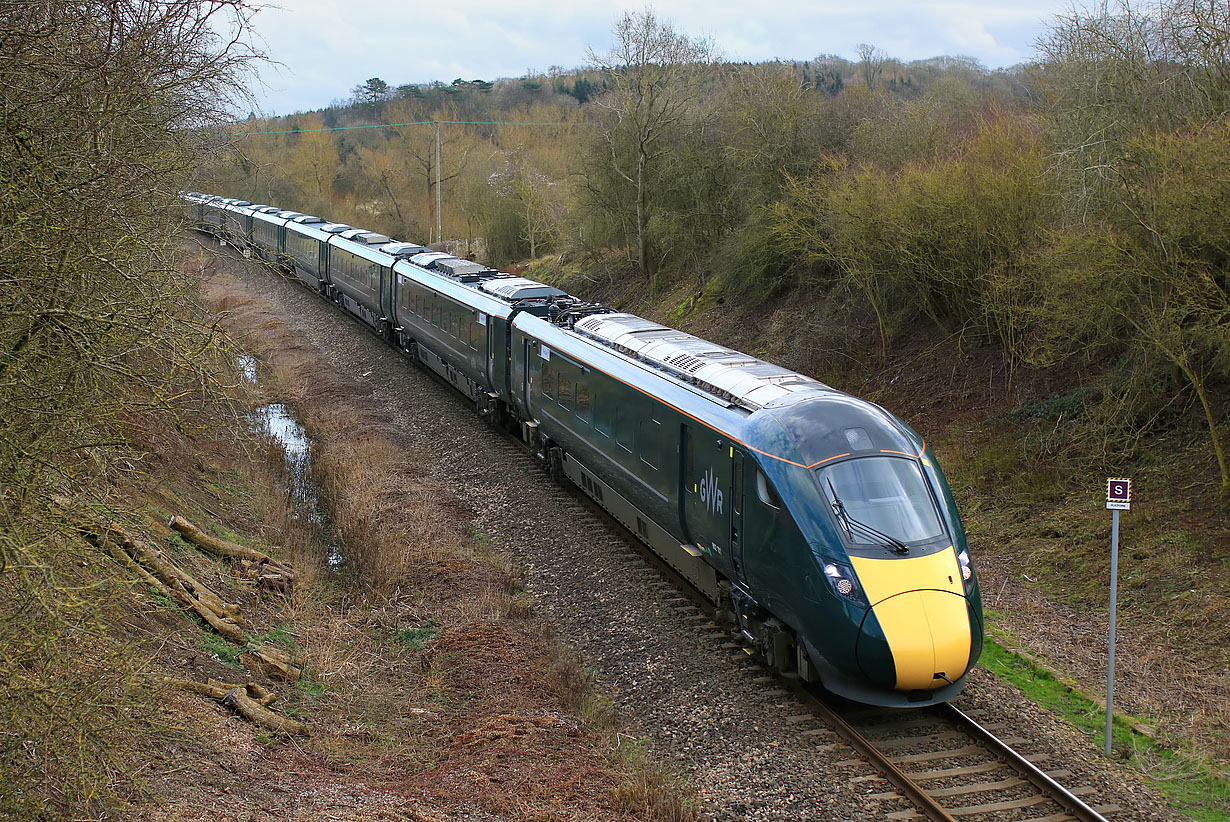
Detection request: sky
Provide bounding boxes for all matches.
[240,0,1078,116]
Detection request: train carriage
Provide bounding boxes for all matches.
[280,216,338,292]
[325,231,392,329]
[249,207,290,266]
[389,260,511,405]
[221,200,255,244]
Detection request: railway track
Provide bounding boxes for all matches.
[797,692,1119,821]
[542,472,1122,821]
[221,247,1138,822]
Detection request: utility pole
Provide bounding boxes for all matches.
[434,120,442,244]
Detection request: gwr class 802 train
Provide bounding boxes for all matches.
[185,192,984,707]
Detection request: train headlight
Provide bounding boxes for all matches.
[957,550,973,582]
[823,562,867,607]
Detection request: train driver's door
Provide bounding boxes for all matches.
[731,448,745,579]
[681,426,740,580]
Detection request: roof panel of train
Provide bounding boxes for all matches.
[391,259,513,319]
[338,229,393,245]
[284,218,339,242]
[328,234,399,264]
[514,311,754,433]
[252,208,290,226]
[571,312,832,412]
[480,277,566,301]
[380,242,430,258]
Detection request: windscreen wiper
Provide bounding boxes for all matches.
[827,479,909,554]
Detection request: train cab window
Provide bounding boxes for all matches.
[575,380,592,426]
[756,470,782,510]
[817,457,944,545]
[558,372,573,411]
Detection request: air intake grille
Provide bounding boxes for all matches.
[666,353,705,373]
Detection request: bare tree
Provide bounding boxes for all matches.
[1036,0,1230,493]
[857,43,887,89]
[588,10,718,286]
[0,2,259,816]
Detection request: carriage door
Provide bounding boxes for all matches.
[379,266,394,327]
[681,426,738,579]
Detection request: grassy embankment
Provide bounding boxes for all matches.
[8,248,701,820]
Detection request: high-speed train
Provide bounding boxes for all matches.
[184,192,983,706]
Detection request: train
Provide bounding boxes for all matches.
[183,192,984,707]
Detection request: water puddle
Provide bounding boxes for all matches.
[239,354,343,569]
[237,353,259,385]
[252,403,313,507]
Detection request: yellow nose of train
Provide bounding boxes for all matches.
[849,549,973,690]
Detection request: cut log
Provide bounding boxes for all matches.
[222,686,309,735]
[241,643,303,682]
[171,679,307,735]
[169,514,296,596]
[168,515,295,581]
[90,523,247,644]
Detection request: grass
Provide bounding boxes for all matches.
[183,261,715,820]
[196,625,299,667]
[198,631,244,665]
[394,622,439,650]
[295,678,326,698]
[981,628,1229,821]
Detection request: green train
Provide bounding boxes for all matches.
[185,192,983,707]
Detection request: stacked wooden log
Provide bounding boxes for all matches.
[76,510,308,735]
[168,515,296,594]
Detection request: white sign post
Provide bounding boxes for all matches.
[1104,477,1132,756]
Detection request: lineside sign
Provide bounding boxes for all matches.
[1106,478,1132,510]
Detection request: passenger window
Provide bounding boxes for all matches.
[594,390,612,437]
[756,470,782,509]
[432,305,440,327]
[558,372,573,411]
[541,362,555,399]
[639,419,661,471]
[575,380,592,426]
[614,406,633,452]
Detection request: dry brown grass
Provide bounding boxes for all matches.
[137,254,704,821]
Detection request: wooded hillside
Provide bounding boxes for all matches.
[205,3,1228,499]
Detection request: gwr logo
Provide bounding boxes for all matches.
[699,467,724,515]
